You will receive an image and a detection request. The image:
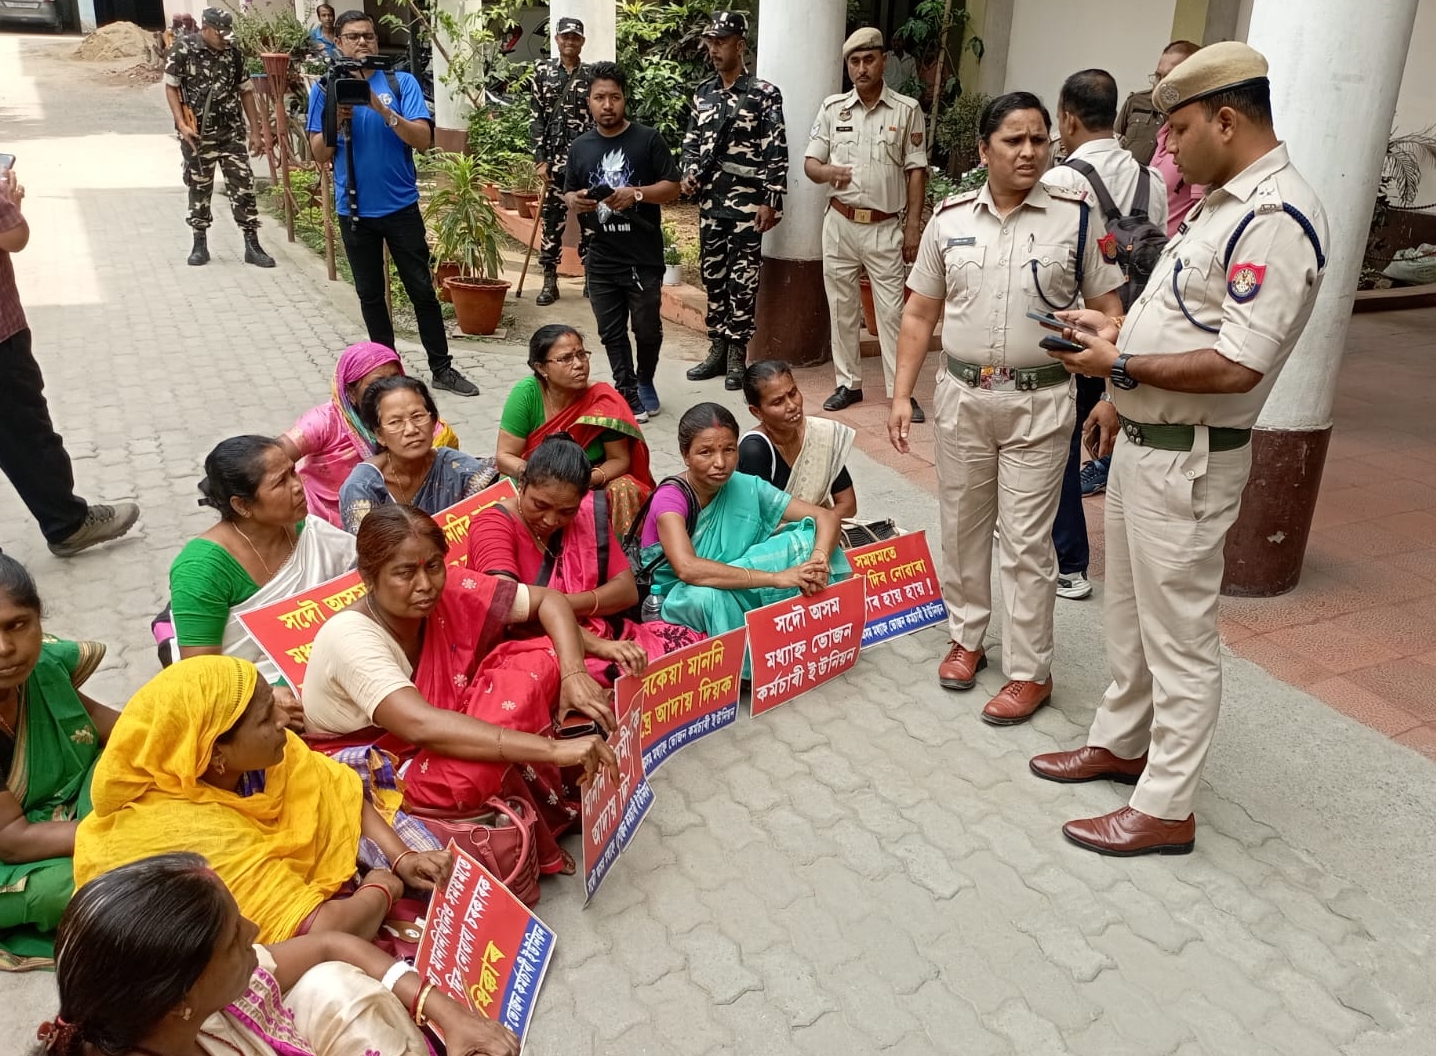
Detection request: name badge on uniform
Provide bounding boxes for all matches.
[946,237,977,247]
[836,125,853,132]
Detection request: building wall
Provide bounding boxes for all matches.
[1003,0,1178,112]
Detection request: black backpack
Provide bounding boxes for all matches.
[1064,158,1168,310]
[621,476,699,617]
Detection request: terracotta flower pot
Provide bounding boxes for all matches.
[434,261,461,302]
[482,182,501,203]
[445,276,511,335]
[498,189,518,211]
[514,191,541,219]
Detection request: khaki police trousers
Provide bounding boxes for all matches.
[822,208,906,395]
[1088,431,1252,820]
[933,371,1072,682]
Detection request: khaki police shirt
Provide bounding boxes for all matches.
[805,85,927,215]
[907,181,1123,369]
[1116,143,1328,429]
[1041,137,1168,237]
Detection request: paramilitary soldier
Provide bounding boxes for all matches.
[529,15,595,306]
[163,7,275,269]
[681,10,788,391]
[1031,43,1329,857]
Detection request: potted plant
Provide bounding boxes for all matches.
[424,151,510,335]
[662,221,682,285]
[506,157,544,218]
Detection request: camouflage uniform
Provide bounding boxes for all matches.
[529,57,594,268]
[164,31,259,232]
[682,71,787,356]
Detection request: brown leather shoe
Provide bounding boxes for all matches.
[1029,746,1146,785]
[1062,806,1196,857]
[980,678,1053,725]
[937,642,986,690]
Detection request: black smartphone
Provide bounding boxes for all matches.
[557,714,603,739]
[1040,334,1084,354]
[1026,309,1104,337]
[0,154,15,172]
[587,183,615,201]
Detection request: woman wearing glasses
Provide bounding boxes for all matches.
[494,325,655,537]
[338,377,498,533]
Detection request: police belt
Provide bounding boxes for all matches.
[829,200,898,224]
[946,357,1069,390]
[1118,415,1252,452]
[719,161,759,178]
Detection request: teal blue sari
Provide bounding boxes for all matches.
[642,472,851,637]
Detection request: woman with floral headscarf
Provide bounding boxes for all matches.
[278,343,459,527]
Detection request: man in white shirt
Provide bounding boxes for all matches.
[1042,68,1167,603]
[883,34,916,90]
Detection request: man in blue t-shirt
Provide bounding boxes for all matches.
[307,9,477,397]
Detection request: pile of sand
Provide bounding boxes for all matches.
[74,21,161,65]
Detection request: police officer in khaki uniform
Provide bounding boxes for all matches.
[1029,43,1329,856]
[805,27,928,419]
[890,92,1123,725]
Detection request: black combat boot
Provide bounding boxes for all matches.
[243,230,276,268]
[725,339,747,391]
[187,231,209,266]
[686,338,727,381]
[535,267,559,306]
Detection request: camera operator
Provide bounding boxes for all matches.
[306,9,478,397]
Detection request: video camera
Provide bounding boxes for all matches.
[319,54,393,149]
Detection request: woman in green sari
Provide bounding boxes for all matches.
[637,403,848,637]
[0,555,116,971]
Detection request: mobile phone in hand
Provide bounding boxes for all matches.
[1040,334,1084,354]
[1026,309,1104,337]
[0,154,16,172]
[587,183,615,201]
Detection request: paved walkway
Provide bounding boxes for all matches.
[4,35,1436,1056]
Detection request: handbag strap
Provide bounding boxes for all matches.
[483,796,533,890]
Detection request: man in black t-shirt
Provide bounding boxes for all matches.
[564,62,682,423]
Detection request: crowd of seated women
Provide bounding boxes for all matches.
[5,328,864,1054]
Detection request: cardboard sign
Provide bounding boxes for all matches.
[638,628,745,773]
[413,843,556,1045]
[845,531,947,646]
[437,478,519,568]
[746,576,866,716]
[237,570,366,691]
[580,675,654,903]
[237,479,518,691]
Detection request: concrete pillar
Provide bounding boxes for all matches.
[1220,0,1418,596]
[431,0,474,153]
[969,0,1013,99]
[1171,0,1243,45]
[550,0,615,62]
[750,0,845,366]
[77,0,96,33]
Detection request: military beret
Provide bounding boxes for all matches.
[201,6,233,31]
[1153,40,1269,114]
[843,26,884,60]
[555,16,584,37]
[703,11,747,38]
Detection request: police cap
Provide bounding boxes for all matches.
[555,16,585,37]
[843,26,884,61]
[703,11,747,38]
[1153,40,1269,114]
[201,6,233,32]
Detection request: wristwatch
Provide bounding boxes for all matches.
[385,110,399,129]
[633,189,644,202]
[1110,353,1139,390]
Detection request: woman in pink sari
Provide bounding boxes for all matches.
[279,343,459,526]
[470,434,702,682]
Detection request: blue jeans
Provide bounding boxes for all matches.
[1052,376,1105,575]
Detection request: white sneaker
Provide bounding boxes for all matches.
[1056,571,1093,600]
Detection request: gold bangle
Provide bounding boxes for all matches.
[496,727,508,763]
[413,982,435,1028]
[561,668,588,681]
[597,467,608,485]
[588,591,600,617]
[745,568,755,589]
[811,548,829,560]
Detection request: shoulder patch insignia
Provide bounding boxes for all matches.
[1227,262,1266,303]
[911,130,923,146]
[1047,184,1088,204]
[937,190,980,212]
[1098,232,1118,264]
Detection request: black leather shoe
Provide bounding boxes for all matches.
[823,386,864,411]
[243,231,276,268]
[909,397,926,424]
[687,339,726,381]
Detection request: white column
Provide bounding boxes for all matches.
[756,0,843,266]
[550,0,615,62]
[1246,0,1417,431]
[78,0,96,32]
[432,0,473,144]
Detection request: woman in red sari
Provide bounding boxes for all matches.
[470,435,703,684]
[301,505,618,875]
[495,325,655,537]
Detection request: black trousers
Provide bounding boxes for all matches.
[337,202,451,375]
[1052,376,1105,575]
[587,266,664,404]
[0,328,89,544]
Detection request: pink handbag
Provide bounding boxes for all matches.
[406,796,542,907]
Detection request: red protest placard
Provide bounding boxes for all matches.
[637,628,745,773]
[413,843,557,1045]
[437,478,518,568]
[236,570,366,691]
[844,531,947,647]
[581,674,653,903]
[746,576,867,716]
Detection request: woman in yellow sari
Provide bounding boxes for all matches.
[73,656,450,943]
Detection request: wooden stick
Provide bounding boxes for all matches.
[321,165,337,281]
[514,181,545,298]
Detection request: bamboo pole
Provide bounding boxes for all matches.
[321,164,338,281]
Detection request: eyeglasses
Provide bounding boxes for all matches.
[340,31,377,42]
[546,350,592,366]
[380,410,433,433]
